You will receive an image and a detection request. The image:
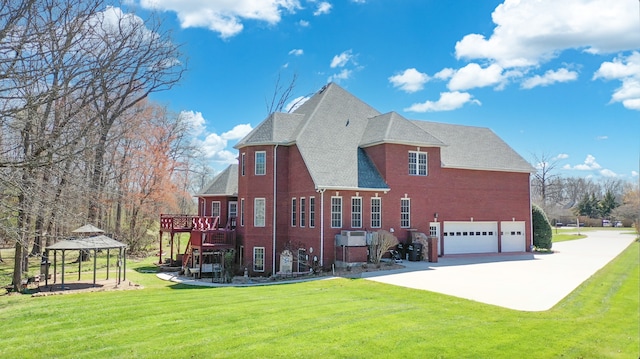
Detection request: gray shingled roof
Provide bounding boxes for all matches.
[360,112,446,148]
[47,235,127,250]
[234,83,534,191]
[412,121,535,173]
[197,164,238,196]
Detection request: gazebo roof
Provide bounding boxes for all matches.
[47,235,127,250]
[71,224,105,233]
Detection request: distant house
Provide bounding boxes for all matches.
[163,83,535,276]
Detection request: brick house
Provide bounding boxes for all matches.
[171,83,534,276]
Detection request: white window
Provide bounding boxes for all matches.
[291,198,297,227]
[228,201,237,227]
[241,153,246,176]
[255,151,266,175]
[309,197,315,228]
[253,247,265,272]
[409,151,428,176]
[254,198,265,227]
[331,196,342,228]
[300,197,306,227]
[211,201,221,217]
[400,198,411,228]
[240,198,245,227]
[371,197,381,228]
[351,197,362,228]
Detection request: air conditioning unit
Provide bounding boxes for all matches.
[336,230,367,246]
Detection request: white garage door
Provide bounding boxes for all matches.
[443,221,498,254]
[500,221,526,252]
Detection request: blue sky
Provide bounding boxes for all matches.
[124,0,640,181]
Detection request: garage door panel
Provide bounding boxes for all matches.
[501,221,525,252]
[443,222,498,254]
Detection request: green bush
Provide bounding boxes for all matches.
[532,204,553,250]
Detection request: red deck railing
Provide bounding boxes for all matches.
[160,214,220,232]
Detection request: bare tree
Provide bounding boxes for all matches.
[531,153,561,209]
[265,72,298,114]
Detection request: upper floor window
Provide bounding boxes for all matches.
[240,198,245,227]
[409,151,428,176]
[255,151,266,175]
[241,153,246,176]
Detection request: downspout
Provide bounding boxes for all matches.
[528,173,533,252]
[319,188,326,266]
[272,144,279,274]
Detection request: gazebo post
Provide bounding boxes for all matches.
[123,248,127,281]
[61,250,66,290]
[53,251,57,284]
[77,250,81,280]
[45,249,49,286]
[92,249,97,287]
[117,248,122,285]
[158,231,163,264]
[106,249,110,280]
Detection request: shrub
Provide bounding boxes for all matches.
[532,204,553,250]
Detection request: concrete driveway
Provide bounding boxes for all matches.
[361,230,637,311]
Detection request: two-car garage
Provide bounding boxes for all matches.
[441,221,526,255]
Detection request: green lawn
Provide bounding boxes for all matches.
[0,241,638,358]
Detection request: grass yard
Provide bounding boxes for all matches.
[0,241,638,358]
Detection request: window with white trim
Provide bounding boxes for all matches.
[255,151,266,175]
[253,247,265,272]
[254,198,265,227]
[331,196,342,228]
[211,201,221,218]
[309,197,315,228]
[240,198,245,226]
[351,197,362,228]
[291,198,297,227]
[371,197,381,228]
[408,151,428,176]
[300,197,306,227]
[400,198,411,228]
[241,153,246,176]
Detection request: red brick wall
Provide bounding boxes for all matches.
[237,142,532,274]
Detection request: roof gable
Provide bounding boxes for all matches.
[235,112,304,148]
[360,111,445,148]
[197,164,238,196]
[412,121,535,173]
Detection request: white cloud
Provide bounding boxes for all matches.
[632,171,639,177]
[298,19,310,27]
[564,154,602,171]
[314,2,332,16]
[599,169,618,178]
[221,124,253,140]
[285,95,310,112]
[330,50,353,68]
[593,51,640,111]
[328,69,352,83]
[454,0,640,68]
[404,91,481,112]
[138,0,302,38]
[434,68,455,81]
[595,135,608,141]
[179,110,206,136]
[288,48,303,56]
[554,153,569,160]
[521,68,578,89]
[447,63,505,91]
[388,68,430,93]
[191,123,253,164]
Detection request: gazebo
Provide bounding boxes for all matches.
[44,234,127,289]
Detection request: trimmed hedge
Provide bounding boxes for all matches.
[532,204,553,250]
